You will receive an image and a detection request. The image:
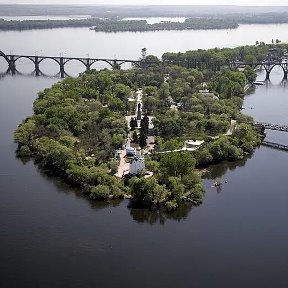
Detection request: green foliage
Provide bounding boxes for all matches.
[168,177,186,203]
[131,130,138,143]
[139,117,148,148]
[160,152,195,179]
[129,117,137,130]
[130,177,168,207]
[17,145,32,157]
[108,159,119,175]
[3,15,288,32]
[191,184,203,204]
[244,66,257,83]
[89,185,111,200]
[233,123,261,153]
[165,200,178,212]
[145,160,160,173]
[14,45,263,211]
[156,137,184,151]
[14,118,36,146]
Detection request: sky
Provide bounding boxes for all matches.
[1,0,288,5]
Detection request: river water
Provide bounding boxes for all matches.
[1,25,288,288]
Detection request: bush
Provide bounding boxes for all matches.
[191,184,204,204]
[17,145,32,157]
[165,200,178,211]
[89,185,111,200]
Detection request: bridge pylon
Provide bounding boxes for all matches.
[85,58,91,71]
[59,57,65,78]
[262,62,275,80]
[280,62,288,80]
[8,55,16,74]
[35,56,40,76]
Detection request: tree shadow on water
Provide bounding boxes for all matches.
[15,152,254,223]
[129,203,193,225]
[16,156,121,210]
[203,155,251,180]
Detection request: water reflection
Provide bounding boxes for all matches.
[280,79,288,87]
[254,77,288,88]
[0,68,70,79]
[203,156,250,180]
[129,203,193,225]
[18,155,193,223]
[34,162,122,210]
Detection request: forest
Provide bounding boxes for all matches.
[14,44,270,211]
[2,11,288,31]
[0,17,238,31]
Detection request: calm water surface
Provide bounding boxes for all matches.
[0,26,288,287]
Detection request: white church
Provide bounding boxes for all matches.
[129,155,145,175]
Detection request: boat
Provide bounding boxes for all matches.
[253,80,265,85]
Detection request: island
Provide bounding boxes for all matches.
[0,17,238,31]
[2,5,288,31]
[15,44,270,211]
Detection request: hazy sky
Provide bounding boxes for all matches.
[1,0,288,5]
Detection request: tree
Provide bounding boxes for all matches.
[139,128,147,148]
[168,176,185,203]
[131,130,138,143]
[14,118,36,146]
[141,114,149,135]
[114,83,131,101]
[244,54,257,66]
[129,117,137,130]
[138,114,149,148]
[195,148,213,166]
[89,185,111,200]
[130,177,168,207]
[244,66,257,83]
[160,152,196,179]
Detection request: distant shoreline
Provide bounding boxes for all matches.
[2,3,288,32]
[1,11,288,31]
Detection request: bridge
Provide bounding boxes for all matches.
[262,140,288,151]
[252,121,288,133]
[245,121,288,152]
[0,50,161,78]
[229,60,288,80]
[2,50,288,80]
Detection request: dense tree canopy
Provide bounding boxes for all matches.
[15,44,265,211]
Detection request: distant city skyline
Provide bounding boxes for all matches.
[0,0,288,6]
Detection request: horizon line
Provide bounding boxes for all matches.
[1,3,288,7]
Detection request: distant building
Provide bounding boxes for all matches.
[129,155,145,175]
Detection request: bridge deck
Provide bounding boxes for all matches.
[5,55,142,63]
[262,140,288,151]
[254,122,288,132]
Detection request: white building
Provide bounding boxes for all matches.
[129,155,145,175]
[184,140,205,151]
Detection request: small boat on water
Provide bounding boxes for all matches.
[212,178,222,188]
[253,80,265,85]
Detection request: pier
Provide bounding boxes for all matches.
[262,141,288,151]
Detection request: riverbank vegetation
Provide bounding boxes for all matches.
[0,17,238,31]
[15,45,266,211]
[3,4,288,31]
[163,43,288,70]
[2,12,288,31]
